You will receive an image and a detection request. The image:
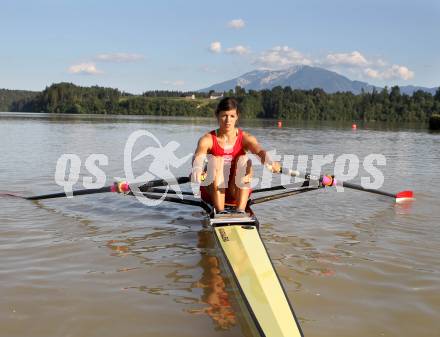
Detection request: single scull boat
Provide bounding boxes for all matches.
[207,204,303,337]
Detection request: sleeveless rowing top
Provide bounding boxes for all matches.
[209,128,246,163]
[200,128,249,205]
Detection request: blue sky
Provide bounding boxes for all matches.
[1,0,439,93]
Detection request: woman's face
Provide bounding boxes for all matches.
[217,109,238,131]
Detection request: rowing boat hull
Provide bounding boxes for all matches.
[210,214,303,337]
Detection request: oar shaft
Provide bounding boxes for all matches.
[25,176,191,201]
[138,176,190,192]
[26,186,112,200]
[280,167,397,199]
[139,192,211,212]
[251,186,320,204]
[340,181,396,198]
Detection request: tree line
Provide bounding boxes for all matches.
[0,89,38,112]
[4,82,440,122]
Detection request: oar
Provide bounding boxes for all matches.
[16,176,190,201]
[278,167,414,203]
[338,181,413,203]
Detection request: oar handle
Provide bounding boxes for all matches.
[279,167,336,186]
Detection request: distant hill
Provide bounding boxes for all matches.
[0,89,38,111]
[398,85,438,95]
[200,65,438,95]
[2,82,438,123]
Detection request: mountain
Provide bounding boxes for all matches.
[201,65,376,94]
[200,65,438,95]
[399,85,438,96]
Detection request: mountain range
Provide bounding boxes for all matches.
[201,65,438,95]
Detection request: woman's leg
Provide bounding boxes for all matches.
[208,156,226,212]
[231,156,253,211]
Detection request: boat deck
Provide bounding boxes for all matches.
[207,206,303,337]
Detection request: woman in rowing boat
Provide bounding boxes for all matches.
[192,97,280,214]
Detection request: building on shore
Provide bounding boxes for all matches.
[209,93,224,100]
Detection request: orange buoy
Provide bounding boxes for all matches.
[352,123,357,130]
[277,120,283,128]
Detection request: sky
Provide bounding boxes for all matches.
[1,0,439,93]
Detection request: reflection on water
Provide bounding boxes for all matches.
[104,222,239,332]
[0,112,430,132]
[186,230,237,331]
[106,239,130,254]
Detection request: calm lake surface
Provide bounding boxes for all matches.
[1,112,439,337]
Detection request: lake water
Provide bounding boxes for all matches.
[1,112,439,337]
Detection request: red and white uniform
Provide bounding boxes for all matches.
[209,128,245,163]
[200,128,247,204]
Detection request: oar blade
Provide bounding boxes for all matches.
[395,190,414,203]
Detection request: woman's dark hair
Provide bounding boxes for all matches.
[215,97,240,116]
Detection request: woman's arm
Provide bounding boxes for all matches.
[242,132,281,172]
[192,133,212,182]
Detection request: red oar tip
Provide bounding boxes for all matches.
[395,190,414,203]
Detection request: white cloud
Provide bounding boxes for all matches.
[209,41,222,53]
[322,51,414,81]
[388,65,414,80]
[324,51,390,69]
[68,63,102,75]
[95,53,144,62]
[364,64,414,80]
[162,80,185,87]
[227,19,245,29]
[325,51,369,67]
[364,68,380,79]
[226,45,249,55]
[254,46,312,68]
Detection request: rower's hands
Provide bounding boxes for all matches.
[241,166,253,185]
[242,173,252,185]
[266,161,281,173]
[191,168,206,198]
[191,166,207,184]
